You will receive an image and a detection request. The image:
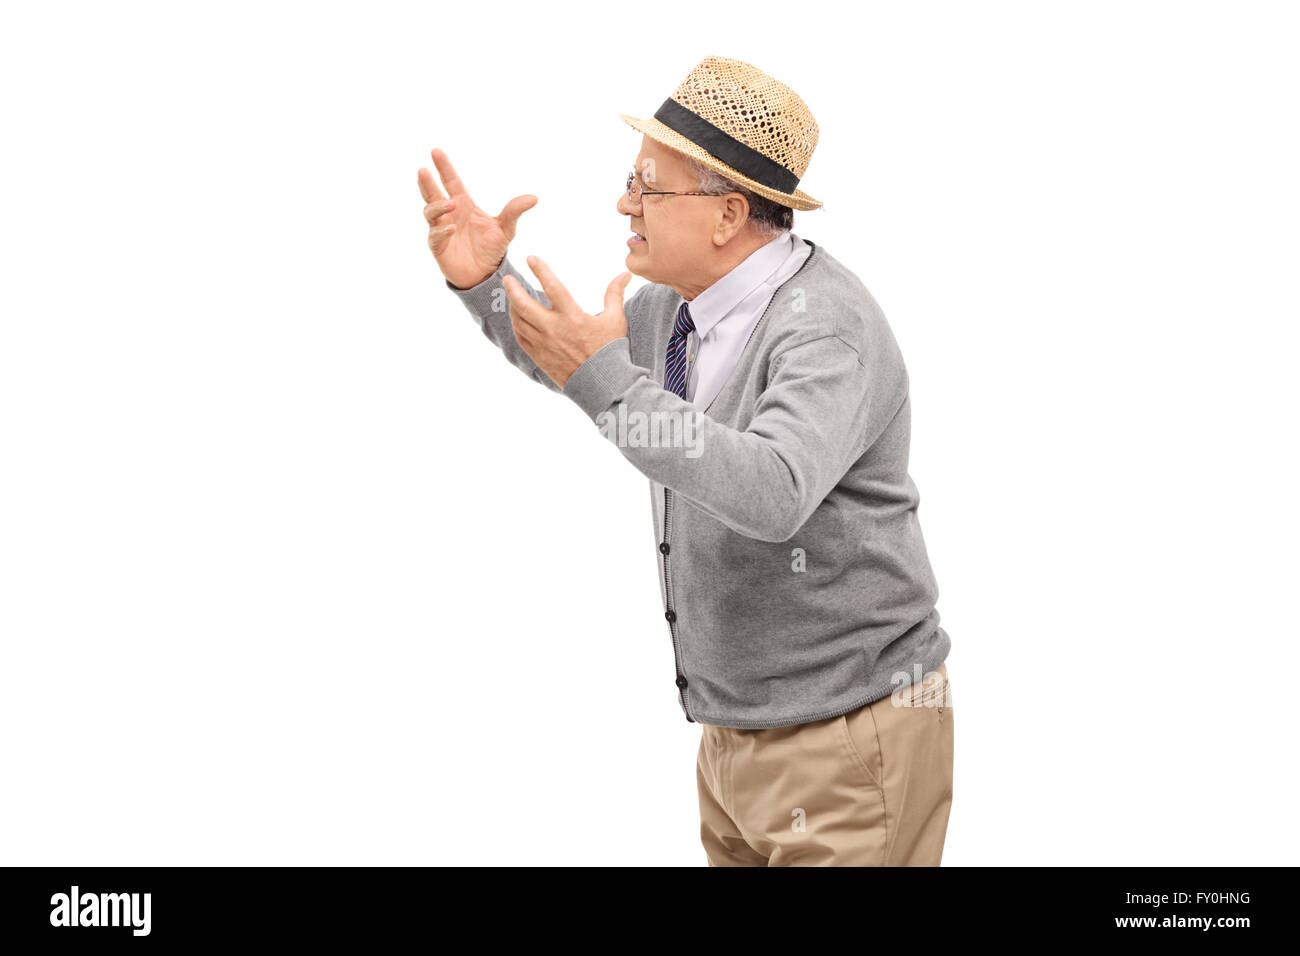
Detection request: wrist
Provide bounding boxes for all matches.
[561,337,643,420]
[445,254,507,292]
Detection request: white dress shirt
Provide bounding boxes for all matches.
[678,229,812,410]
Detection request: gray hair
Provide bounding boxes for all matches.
[682,155,793,237]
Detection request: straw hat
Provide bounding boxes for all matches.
[618,55,823,211]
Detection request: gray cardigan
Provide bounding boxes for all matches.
[445,237,951,728]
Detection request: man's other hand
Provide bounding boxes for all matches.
[502,256,633,389]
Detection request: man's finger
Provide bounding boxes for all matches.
[502,275,551,335]
[430,148,467,198]
[525,256,580,314]
[417,166,444,204]
[509,308,535,349]
[424,198,456,224]
[509,300,546,346]
[428,223,456,252]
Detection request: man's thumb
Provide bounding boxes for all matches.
[604,271,634,312]
[498,194,538,235]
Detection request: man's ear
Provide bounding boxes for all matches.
[715,194,750,244]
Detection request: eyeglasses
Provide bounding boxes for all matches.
[626,171,715,206]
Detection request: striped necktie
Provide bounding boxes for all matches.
[664,301,695,399]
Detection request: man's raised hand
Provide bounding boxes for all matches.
[418,148,537,290]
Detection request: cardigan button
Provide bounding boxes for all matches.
[659,542,670,554]
[676,675,688,689]
[664,609,677,623]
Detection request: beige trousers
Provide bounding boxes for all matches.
[696,661,953,866]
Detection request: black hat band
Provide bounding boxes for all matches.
[652,98,800,195]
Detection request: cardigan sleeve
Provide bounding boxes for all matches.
[560,332,906,542]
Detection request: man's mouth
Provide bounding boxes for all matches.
[628,230,647,247]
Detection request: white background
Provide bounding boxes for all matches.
[2,1,1297,866]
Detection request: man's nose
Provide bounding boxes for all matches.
[616,191,638,216]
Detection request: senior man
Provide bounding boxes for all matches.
[418,56,954,866]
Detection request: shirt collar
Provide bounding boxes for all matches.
[683,230,796,339]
